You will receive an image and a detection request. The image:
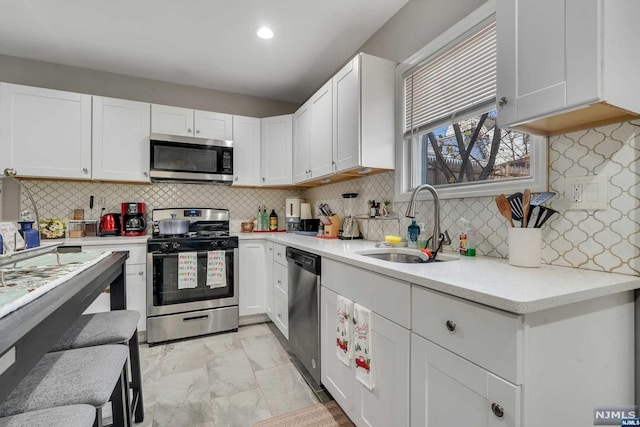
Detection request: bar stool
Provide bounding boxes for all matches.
[0,345,129,427]
[0,404,96,427]
[49,310,144,423]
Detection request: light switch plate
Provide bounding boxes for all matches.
[565,175,608,210]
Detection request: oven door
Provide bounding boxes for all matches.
[147,247,238,317]
[149,135,233,183]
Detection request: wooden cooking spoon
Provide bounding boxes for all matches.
[522,189,531,228]
[495,194,515,227]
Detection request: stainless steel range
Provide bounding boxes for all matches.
[146,208,238,344]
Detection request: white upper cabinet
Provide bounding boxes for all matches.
[293,53,395,184]
[293,80,333,184]
[0,83,92,179]
[261,114,293,186]
[151,104,232,140]
[194,110,233,140]
[293,101,312,183]
[333,53,395,174]
[92,96,151,183]
[309,80,334,180]
[232,115,261,186]
[497,0,640,135]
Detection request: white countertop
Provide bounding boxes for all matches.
[236,232,640,314]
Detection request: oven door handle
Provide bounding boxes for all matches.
[183,314,209,322]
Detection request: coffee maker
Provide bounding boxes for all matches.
[285,198,304,232]
[121,202,146,236]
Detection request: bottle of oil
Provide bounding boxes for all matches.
[269,209,278,231]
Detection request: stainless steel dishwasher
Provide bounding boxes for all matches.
[287,247,321,385]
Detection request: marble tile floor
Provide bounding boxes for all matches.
[136,323,320,427]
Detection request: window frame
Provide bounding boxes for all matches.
[394,0,548,202]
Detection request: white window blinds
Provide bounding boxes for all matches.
[404,21,497,136]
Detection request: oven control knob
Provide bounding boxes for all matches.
[160,242,171,251]
[210,240,226,249]
[172,242,181,250]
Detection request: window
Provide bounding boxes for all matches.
[395,4,547,200]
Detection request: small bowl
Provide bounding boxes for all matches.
[241,222,255,233]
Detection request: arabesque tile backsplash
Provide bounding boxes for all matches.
[19,119,640,275]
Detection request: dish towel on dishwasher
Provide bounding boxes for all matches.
[206,251,226,288]
[354,303,374,390]
[336,295,353,367]
[178,252,198,289]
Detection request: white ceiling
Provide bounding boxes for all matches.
[0,0,410,103]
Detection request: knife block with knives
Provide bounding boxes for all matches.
[324,214,341,237]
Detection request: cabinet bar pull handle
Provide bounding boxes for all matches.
[491,403,504,418]
[183,315,208,322]
[445,320,456,332]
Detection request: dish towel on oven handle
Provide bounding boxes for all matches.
[178,252,198,289]
[354,303,374,390]
[336,295,353,367]
[206,251,226,289]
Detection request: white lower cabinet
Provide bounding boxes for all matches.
[411,285,634,427]
[321,285,410,427]
[265,242,274,320]
[272,261,288,339]
[81,242,147,332]
[238,240,267,316]
[411,333,520,427]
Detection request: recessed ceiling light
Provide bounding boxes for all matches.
[256,27,274,40]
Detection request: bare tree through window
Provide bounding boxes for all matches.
[419,109,530,186]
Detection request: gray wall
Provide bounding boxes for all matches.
[357,0,487,63]
[0,54,298,117]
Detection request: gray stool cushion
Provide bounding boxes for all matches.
[50,310,140,351]
[0,345,128,417]
[0,404,95,427]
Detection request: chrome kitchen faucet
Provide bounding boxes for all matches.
[405,184,451,249]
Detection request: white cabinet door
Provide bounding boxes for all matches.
[239,240,267,316]
[354,311,410,427]
[309,80,334,180]
[151,104,194,137]
[232,115,261,186]
[321,286,355,418]
[126,263,147,332]
[293,101,311,183]
[273,262,288,339]
[195,110,233,140]
[0,83,92,179]
[333,57,360,173]
[497,0,599,125]
[92,97,151,183]
[261,115,293,186]
[411,333,521,427]
[265,242,274,321]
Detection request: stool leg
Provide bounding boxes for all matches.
[128,330,144,422]
[111,367,130,427]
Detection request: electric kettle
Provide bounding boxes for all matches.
[99,212,121,236]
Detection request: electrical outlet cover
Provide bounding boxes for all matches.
[565,175,608,210]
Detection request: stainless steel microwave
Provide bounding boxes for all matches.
[149,133,233,184]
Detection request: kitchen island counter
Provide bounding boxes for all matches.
[235,232,640,314]
[0,251,128,402]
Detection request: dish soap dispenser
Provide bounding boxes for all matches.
[408,220,420,249]
[459,217,476,256]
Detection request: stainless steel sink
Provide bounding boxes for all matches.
[355,248,457,264]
